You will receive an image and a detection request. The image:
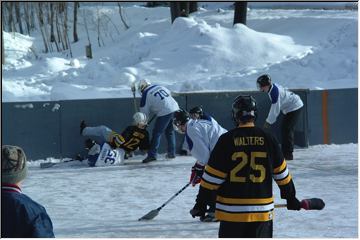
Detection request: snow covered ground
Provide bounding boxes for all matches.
[2,3,357,102]
[25,144,357,238]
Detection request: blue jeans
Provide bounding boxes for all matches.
[148,112,175,158]
[82,125,111,144]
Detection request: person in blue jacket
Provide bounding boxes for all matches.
[2,145,55,238]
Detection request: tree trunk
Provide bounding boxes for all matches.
[73,2,79,42]
[23,3,31,35]
[29,3,36,30]
[50,3,56,42]
[2,21,5,64]
[117,2,129,30]
[2,4,7,32]
[55,4,64,51]
[63,3,68,50]
[170,2,180,23]
[233,1,247,25]
[170,2,190,23]
[37,3,49,53]
[15,2,23,34]
[6,2,14,32]
[179,2,189,16]
[189,2,198,14]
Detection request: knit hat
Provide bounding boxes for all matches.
[2,145,27,184]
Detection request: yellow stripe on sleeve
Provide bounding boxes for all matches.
[276,174,292,186]
[205,165,227,178]
[217,196,274,205]
[273,160,287,174]
[216,210,274,222]
[200,180,220,190]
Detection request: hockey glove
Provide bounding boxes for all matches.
[286,197,301,210]
[190,163,205,186]
[190,201,207,219]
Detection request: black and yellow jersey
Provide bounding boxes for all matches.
[107,131,125,149]
[198,125,296,223]
[120,126,150,152]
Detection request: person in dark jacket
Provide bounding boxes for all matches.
[2,145,55,238]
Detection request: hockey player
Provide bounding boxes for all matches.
[81,139,125,167]
[257,74,303,160]
[79,112,150,166]
[189,106,212,121]
[191,95,301,237]
[138,79,180,163]
[180,106,214,155]
[173,109,227,222]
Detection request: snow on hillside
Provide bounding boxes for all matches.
[2,3,357,102]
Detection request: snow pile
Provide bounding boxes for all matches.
[2,5,357,102]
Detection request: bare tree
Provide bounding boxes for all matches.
[117,2,129,30]
[36,3,49,53]
[189,2,198,14]
[170,2,190,23]
[73,2,79,42]
[14,2,23,34]
[146,2,169,7]
[83,9,93,58]
[6,2,15,32]
[29,3,36,30]
[2,21,5,64]
[233,1,247,25]
[50,3,56,42]
[23,3,31,35]
[62,2,69,50]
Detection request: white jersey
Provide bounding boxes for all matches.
[139,85,179,117]
[266,83,303,124]
[185,119,227,166]
[88,142,125,167]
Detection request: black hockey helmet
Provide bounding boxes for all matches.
[173,109,190,127]
[85,138,96,150]
[256,74,271,89]
[189,106,203,116]
[232,95,257,125]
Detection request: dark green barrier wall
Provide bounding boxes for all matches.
[2,88,356,160]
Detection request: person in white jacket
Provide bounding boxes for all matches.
[173,109,227,222]
[138,79,180,163]
[257,74,303,160]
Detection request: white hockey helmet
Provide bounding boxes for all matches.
[133,112,148,126]
[138,79,151,92]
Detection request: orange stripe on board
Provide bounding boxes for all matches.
[322,91,329,144]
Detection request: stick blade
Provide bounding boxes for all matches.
[301,198,325,210]
[138,209,159,221]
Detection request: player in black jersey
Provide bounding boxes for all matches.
[80,112,149,158]
[121,112,150,154]
[190,95,301,238]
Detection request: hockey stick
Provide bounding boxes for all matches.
[147,114,156,125]
[40,159,77,169]
[131,82,138,112]
[275,198,325,210]
[138,182,191,221]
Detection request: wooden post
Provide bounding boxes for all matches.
[85,44,92,59]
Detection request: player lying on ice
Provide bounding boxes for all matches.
[78,112,150,167]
